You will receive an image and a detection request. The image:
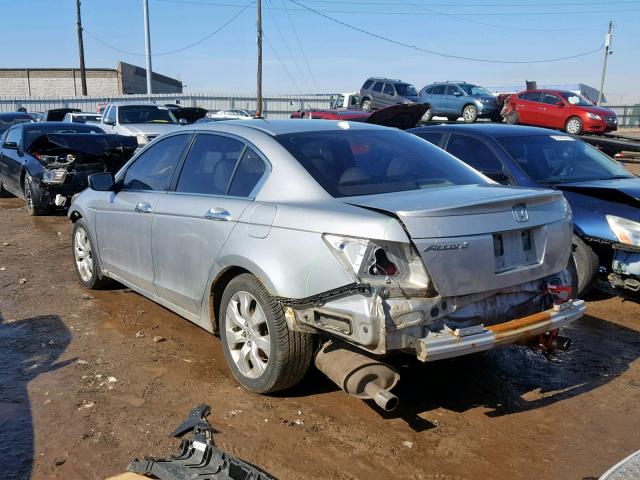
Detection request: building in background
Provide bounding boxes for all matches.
[486,83,606,104]
[0,61,182,97]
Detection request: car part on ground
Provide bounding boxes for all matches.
[359,77,419,111]
[501,90,617,135]
[409,123,640,295]
[419,81,499,123]
[68,120,585,398]
[315,340,399,411]
[128,404,276,480]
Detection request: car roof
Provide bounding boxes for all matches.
[188,119,392,136]
[409,123,565,138]
[365,77,406,84]
[517,89,575,96]
[107,102,169,107]
[21,121,102,130]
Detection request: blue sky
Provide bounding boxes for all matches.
[3,0,640,103]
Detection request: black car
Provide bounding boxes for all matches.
[409,123,640,295]
[0,122,137,215]
[0,112,33,134]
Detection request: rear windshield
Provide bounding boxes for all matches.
[498,134,632,184]
[118,105,177,124]
[276,129,486,197]
[23,124,103,149]
[395,83,418,96]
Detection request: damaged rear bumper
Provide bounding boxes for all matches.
[415,299,585,362]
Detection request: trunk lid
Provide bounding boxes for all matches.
[343,184,571,296]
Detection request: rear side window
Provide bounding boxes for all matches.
[372,82,384,93]
[383,84,395,95]
[176,134,244,196]
[413,132,444,146]
[519,92,541,102]
[446,135,503,172]
[228,148,266,197]
[123,134,190,191]
[431,85,445,95]
[362,80,373,89]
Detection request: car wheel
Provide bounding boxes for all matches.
[421,105,433,122]
[571,234,599,297]
[565,116,583,135]
[72,220,110,289]
[0,179,13,198]
[23,173,48,216]
[220,273,313,394]
[505,111,519,125]
[361,99,372,111]
[462,105,478,123]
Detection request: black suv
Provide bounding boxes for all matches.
[359,78,419,111]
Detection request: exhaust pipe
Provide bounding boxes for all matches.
[315,341,400,411]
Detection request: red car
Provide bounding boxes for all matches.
[502,89,617,135]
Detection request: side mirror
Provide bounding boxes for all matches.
[2,141,18,149]
[556,101,565,107]
[103,117,115,126]
[88,172,114,191]
[179,118,188,125]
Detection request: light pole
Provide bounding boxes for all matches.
[256,0,263,117]
[143,0,153,97]
[597,21,613,105]
[76,0,88,96]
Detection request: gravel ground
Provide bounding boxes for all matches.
[1,196,640,480]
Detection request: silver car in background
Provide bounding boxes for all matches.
[100,102,183,147]
[68,120,585,410]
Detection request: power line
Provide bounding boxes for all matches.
[84,2,253,56]
[264,2,314,93]
[295,0,640,7]
[287,0,604,64]
[281,0,319,92]
[263,33,305,95]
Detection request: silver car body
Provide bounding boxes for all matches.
[68,120,584,361]
[100,102,183,146]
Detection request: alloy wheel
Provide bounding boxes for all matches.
[224,291,271,379]
[24,180,34,213]
[74,227,94,282]
[463,105,477,122]
[566,118,581,134]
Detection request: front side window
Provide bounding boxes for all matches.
[459,84,493,96]
[542,93,561,105]
[499,135,633,184]
[118,105,177,125]
[446,135,503,172]
[122,134,190,191]
[445,85,461,96]
[176,134,244,196]
[383,84,395,95]
[276,130,486,198]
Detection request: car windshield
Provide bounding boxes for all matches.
[276,129,486,197]
[395,84,418,96]
[499,135,633,184]
[23,124,103,149]
[73,115,101,122]
[459,84,493,97]
[118,105,177,124]
[559,92,594,106]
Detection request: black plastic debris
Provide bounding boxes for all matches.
[128,404,276,480]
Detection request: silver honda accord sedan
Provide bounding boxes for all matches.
[68,119,585,408]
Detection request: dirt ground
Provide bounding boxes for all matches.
[1,194,640,480]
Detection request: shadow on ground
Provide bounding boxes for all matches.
[0,310,73,479]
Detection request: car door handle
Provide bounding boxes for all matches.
[204,208,231,221]
[134,202,152,213]
[538,107,547,110]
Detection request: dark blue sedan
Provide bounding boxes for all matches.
[409,124,640,295]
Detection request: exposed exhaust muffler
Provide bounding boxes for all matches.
[315,341,400,411]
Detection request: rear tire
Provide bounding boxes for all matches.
[565,116,583,135]
[23,173,48,216]
[219,274,313,394]
[505,110,519,125]
[361,99,372,111]
[571,234,599,297]
[462,104,478,123]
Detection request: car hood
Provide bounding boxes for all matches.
[365,103,427,130]
[119,123,182,135]
[580,105,616,116]
[342,183,564,238]
[555,177,640,208]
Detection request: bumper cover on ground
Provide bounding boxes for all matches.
[416,299,586,362]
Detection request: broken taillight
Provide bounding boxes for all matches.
[368,248,398,276]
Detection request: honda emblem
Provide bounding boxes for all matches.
[512,204,529,223]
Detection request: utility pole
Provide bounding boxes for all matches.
[597,21,613,105]
[143,0,153,97]
[75,0,88,96]
[256,0,263,117]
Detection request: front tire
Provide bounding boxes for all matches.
[73,220,110,289]
[462,104,478,123]
[23,173,48,216]
[565,116,583,135]
[571,234,599,296]
[219,274,313,394]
